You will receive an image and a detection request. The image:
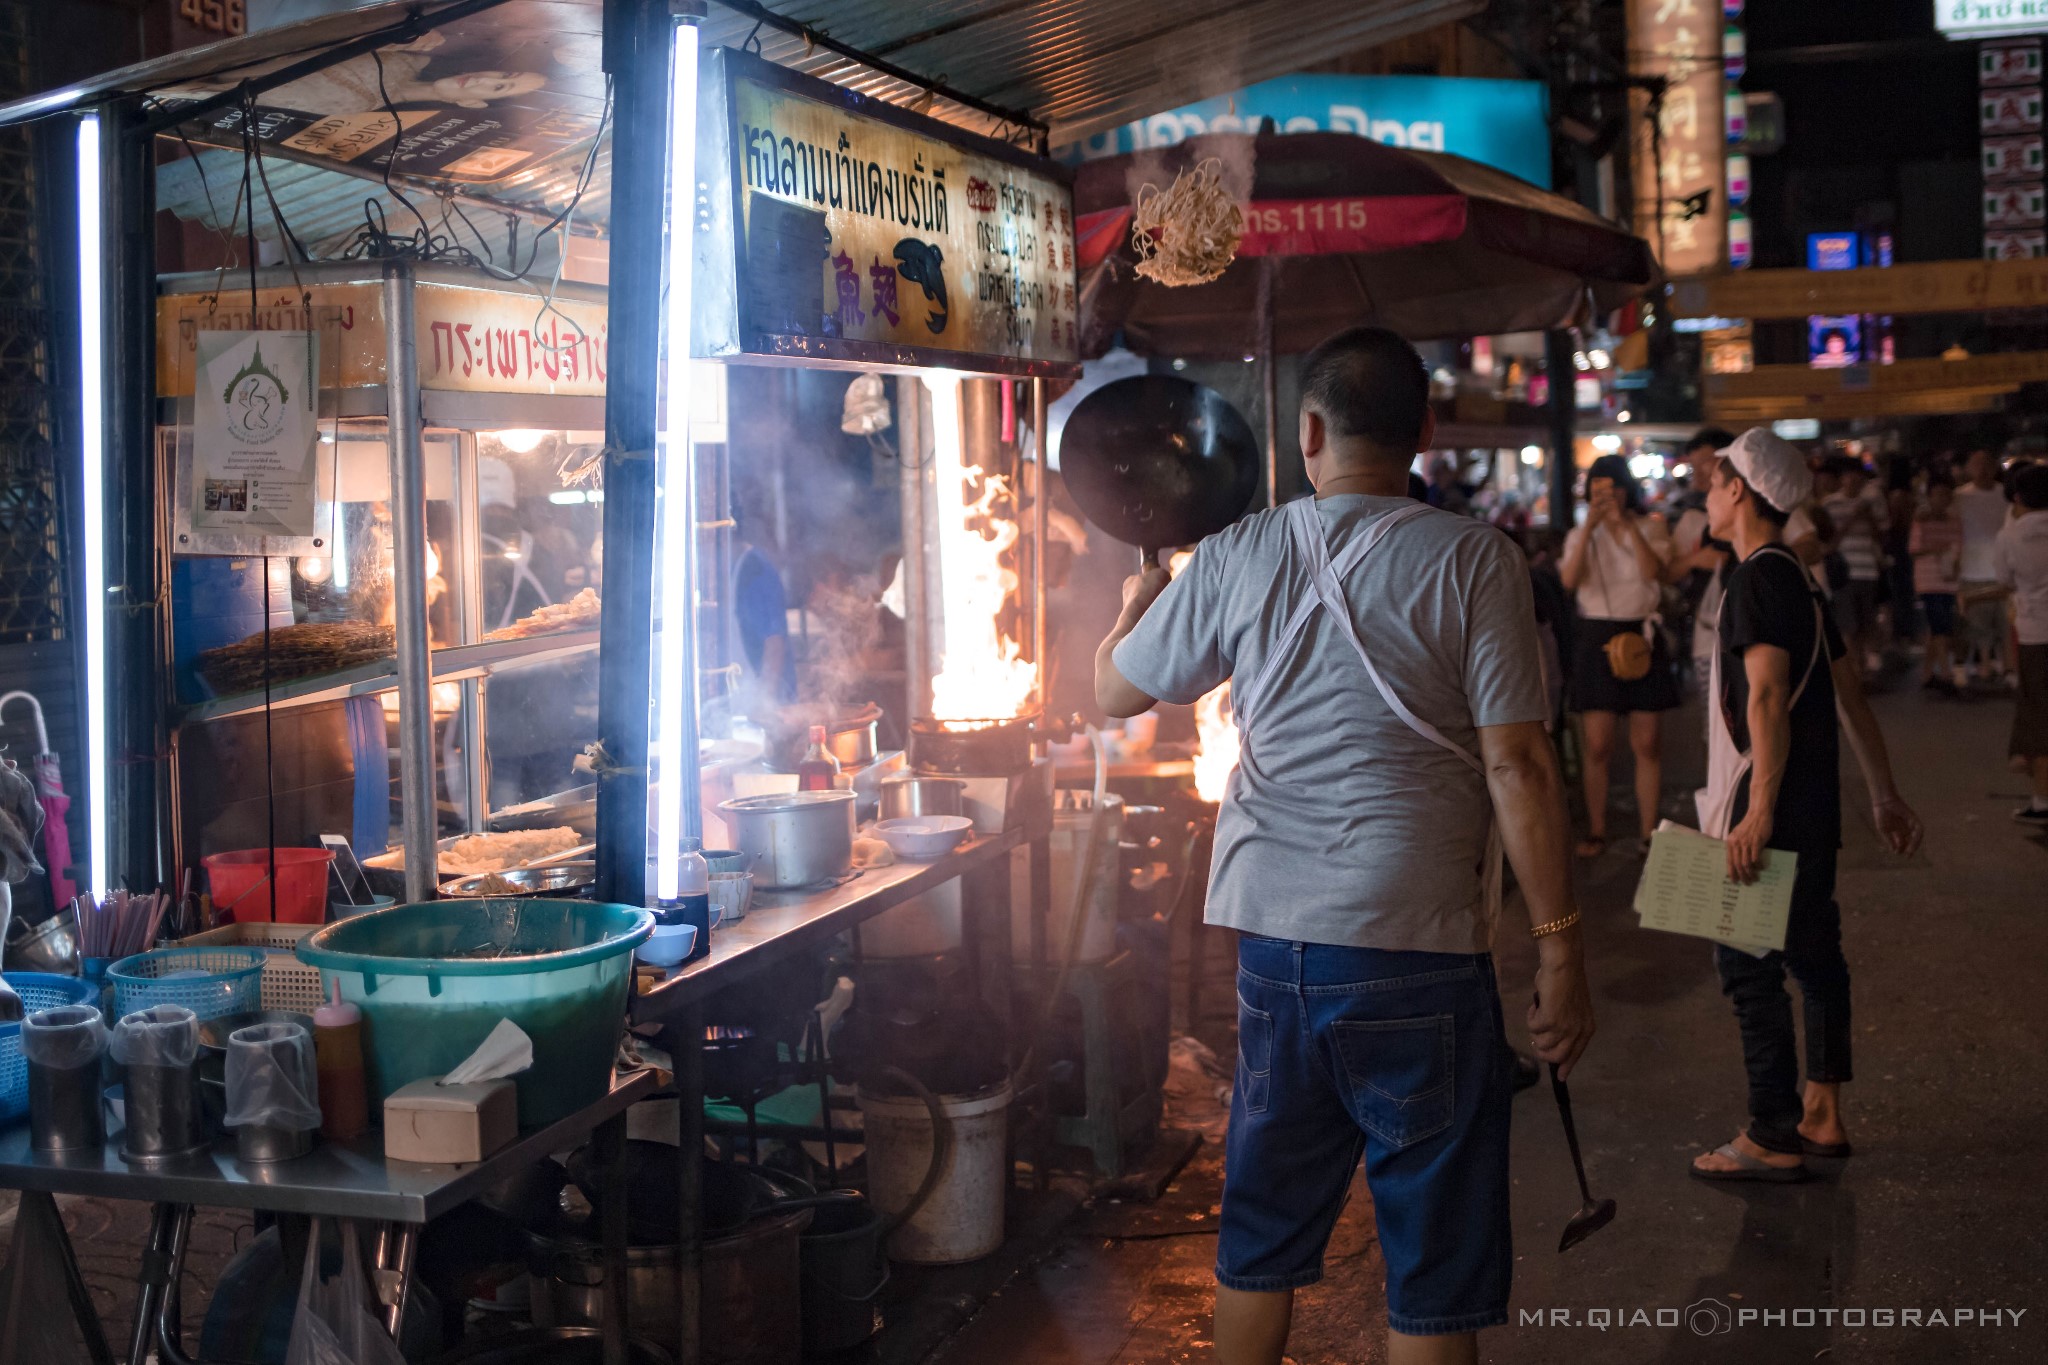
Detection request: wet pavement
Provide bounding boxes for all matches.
[926,682,2048,1365]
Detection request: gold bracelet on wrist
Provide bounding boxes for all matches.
[1530,911,1581,939]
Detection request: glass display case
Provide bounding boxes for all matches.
[155,262,616,899]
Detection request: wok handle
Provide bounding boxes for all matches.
[1140,546,1165,570]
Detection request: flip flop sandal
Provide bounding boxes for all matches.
[1575,836,1607,859]
[1800,1137,1853,1159]
[1688,1143,1811,1184]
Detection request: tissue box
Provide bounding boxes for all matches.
[383,1077,518,1164]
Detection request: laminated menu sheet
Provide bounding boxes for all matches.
[1632,822,1795,956]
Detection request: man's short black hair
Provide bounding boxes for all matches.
[1688,427,1736,454]
[2015,461,2048,511]
[1713,460,1792,528]
[1299,326,1430,451]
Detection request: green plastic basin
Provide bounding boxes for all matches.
[297,899,654,1127]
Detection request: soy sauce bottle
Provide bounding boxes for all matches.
[675,839,711,962]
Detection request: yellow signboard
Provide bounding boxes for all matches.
[1705,387,2010,422]
[157,281,609,399]
[1706,350,2048,399]
[726,53,1078,367]
[1671,257,2048,319]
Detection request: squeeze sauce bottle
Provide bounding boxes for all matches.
[314,980,369,1142]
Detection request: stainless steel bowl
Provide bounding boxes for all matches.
[878,775,967,822]
[440,862,597,898]
[5,904,82,976]
[716,791,856,889]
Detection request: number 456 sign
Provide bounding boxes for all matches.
[176,0,246,38]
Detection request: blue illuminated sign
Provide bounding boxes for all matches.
[1058,74,1553,187]
[1808,233,1862,271]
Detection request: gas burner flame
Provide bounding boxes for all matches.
[927,373,1037,725]
[1170,550,1240,803]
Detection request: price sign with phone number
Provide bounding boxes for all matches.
[1236,194,1466,259]
[178,0,245,38]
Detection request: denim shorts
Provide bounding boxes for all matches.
[1218,934,1513,1336]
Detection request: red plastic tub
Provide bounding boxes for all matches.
[203,848,336,924]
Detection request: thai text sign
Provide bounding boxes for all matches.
[157,280,607,398]
[1940,1,2048,40]
[1059,74,1552,187]
[191,329,320,537]
[730,61,1079,364]
[1631,0,1725,276]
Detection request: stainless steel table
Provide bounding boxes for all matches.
[0,1068,657,1365]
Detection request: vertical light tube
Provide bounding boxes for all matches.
[653,20,701,903]
[76,113,108,900]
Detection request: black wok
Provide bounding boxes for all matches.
[1059,376,1262,563]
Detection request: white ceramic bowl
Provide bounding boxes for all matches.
[635,922,697,967]
[873,816,974,860]
[709,871,754,923]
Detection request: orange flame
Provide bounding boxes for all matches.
[1167,551,1240,802]
[927,373,1037,724]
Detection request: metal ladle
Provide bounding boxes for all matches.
[1550,1064,1616,1252]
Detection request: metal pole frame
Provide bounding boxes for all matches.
[381,261,438,902]
[592,0,679,908]
[896,375,931,723]
[1031,378,1048,706]
[93,96,170,897]
[1545,329,1579,533]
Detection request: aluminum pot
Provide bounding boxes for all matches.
[878,775,966,822]
[716,791,856,889]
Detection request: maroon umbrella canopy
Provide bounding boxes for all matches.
[1074,132,1658,358]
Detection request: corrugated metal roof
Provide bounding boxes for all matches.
[706,0,1484,144]
[35,0,1490,277]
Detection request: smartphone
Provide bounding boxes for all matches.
[321,834,371,905]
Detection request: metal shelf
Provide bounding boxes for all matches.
[178,629,600,724]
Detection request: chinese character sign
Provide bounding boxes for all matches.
[733,72,1079,363]
[1631,0,1726,276]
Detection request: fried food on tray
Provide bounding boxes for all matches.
[486,587,601,641]
[195,621,395,695]
[436,827,584,877]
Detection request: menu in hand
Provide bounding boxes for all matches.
[1633,822,1796,957]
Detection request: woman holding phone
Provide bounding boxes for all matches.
[1561,454,1679,857]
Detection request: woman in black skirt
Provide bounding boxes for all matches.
[1561,454,1680,857]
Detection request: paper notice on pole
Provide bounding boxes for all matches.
[191,330,320,538]
[1632,821,1795,955]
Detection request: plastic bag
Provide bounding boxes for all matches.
[110,1003,199,1068]
[21,1004,107,1070]
[284,1219,407,1365]
[225,1021,321,1130]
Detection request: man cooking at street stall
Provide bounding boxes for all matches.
[1095,327,1595,1365]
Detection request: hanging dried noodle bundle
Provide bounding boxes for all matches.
[1130,159,1244,287]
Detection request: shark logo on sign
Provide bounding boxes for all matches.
[222,342,292,444]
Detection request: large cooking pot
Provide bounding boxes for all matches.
[878,775,966,821]
[1060,375,1262,562]
[717,791,857,889]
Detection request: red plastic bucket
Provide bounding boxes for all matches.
[202,848,336,924]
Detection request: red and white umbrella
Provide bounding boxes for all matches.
[1075,131,1658,357]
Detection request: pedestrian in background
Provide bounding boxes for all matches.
[1957,449,2013,686]
[1561,453,1678,858]
[1822,457,1889,677]
[1669,428,1739,705]
[1690,430,1922,1185]
[1910,477,1964,694]
[1994,463,2048,825]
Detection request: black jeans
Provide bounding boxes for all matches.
[1713,846,1852,1154]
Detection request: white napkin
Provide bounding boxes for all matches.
[440,1019,535,1086]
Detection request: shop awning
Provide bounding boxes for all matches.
[1073,131,1658,355]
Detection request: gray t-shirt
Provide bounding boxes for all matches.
[1113,495,1547,954]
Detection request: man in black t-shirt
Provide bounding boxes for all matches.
[1691,430,1924,1184]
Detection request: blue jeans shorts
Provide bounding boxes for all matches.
[1218,934,1513,1336]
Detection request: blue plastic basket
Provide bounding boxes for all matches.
[108,947,266,1023]
[0,972,101,1126]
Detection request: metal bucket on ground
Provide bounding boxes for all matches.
[857,1079,1012,1264]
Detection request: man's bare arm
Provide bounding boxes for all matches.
[1728,643,1791,883]
[1094,564,1169,718]
[1831,654,1925,855]
[1478,721,1593,1078]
